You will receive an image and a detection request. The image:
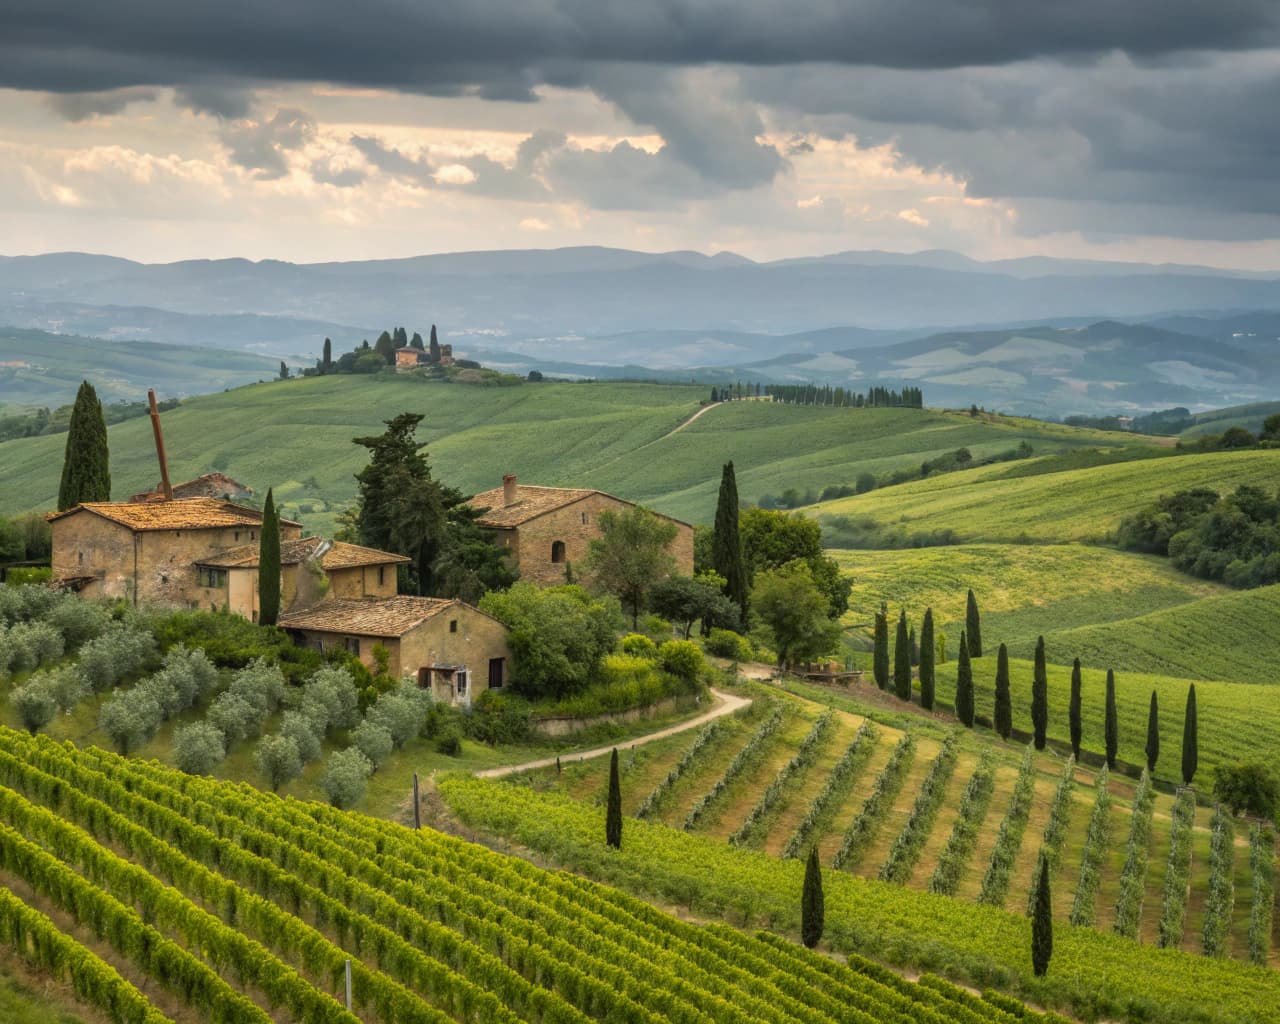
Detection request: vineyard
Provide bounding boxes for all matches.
[0,725,1074,1024]
[466,685,1280,1023]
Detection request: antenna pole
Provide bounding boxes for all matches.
[148,389,174,501]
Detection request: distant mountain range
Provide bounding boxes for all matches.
[3,246,1280,415]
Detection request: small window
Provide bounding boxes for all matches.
[78,551,84,565]
[345,637,361,656]
[234,531,240,542]
[489,658,505,689]
[456,670,468,696]
[449,619,458,633]
[551,540,566,563]
[197,567,227,588]
[581,512,588,525]
[378,565,386,586]
[250,531,256,541]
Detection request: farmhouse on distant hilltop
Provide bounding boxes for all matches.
[129,472,253,503]
[280,595,511,706]
[395,344,453,369]
[469,475,694,585]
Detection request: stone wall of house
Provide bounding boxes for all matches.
[400,605,513,705]
[512,494,694,585]
[327,564,398,600]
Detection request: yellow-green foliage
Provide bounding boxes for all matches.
[599,653,656,686]
[818,448,1280,544]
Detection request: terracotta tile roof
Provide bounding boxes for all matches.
[195,538,409,570]
[48,498,301,532]
[279,595,458,637]
[321,542,412,570]
[469,484,599,528]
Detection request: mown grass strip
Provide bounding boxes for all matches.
[782,720,878,860]
[1156,788,1197,948]
[1026,756,1076,914]
[879,731,960,884]
[1248,824,1276,966]
[1200,804,1235,957]
[684,703,785,831]
[977,746,1036,907]
[928,753,996,897]
[1113,770,1156,939]
[635,719,723,820]
[730,711,834,847]
[831,734,916,871]
[1068,767,1111,928]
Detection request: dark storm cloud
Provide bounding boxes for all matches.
[219,108,316,179]
[172,83,254,119]
[3,0,1277,98]
[46,86,157,121]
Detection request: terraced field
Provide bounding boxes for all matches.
[0,726,1061,1024]
[479,684,1280,1023]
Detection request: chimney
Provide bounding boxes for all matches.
[502,474,518,506]
[147,389,174,501]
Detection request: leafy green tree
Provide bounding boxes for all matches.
[433,486,520,603]
[1212,762,1280,819]
[994,643,1012,739]
[918,609,936,710]
[955,631,974,727]
[585,506,678,629]
[712,462,748,623]
[1182,684,1198,785]
[173,722,226,775]
[1031,854,1053,977]
[751,563,842,670]
[322,748,373,809]
[374,330,396,364]
[606,748,623,849]
[738,507,850,617]
[873,608,889,690]
[649,572,737,638]
[893,610,911,701]
[57,380,110,510]
[10,678,57,734]
[1261,413,1280,441]
[801,845,825,949]
[1145,690,1160,774]
[1031,635,1048,750]
[1069,659,1083,759]
[257,488,281,626]
[965,589,982,658]
[1105,670,1119,769]
[254,734,303,791]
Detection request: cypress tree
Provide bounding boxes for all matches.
[1182,684,1198,786]
[1069,659,1083,759]
[801,845,825,949]
[712,462,748,624]
[258,488,281,627]
[1031,855,1053,978]
[374,330,396,364]
[322,337,333,373]
[909,625,919,667]
[57,380,111,510]
[918,609,936,710]
[1104,670,1118,769]
[994,642,1012,740]
[1145,690,1160,774]
[955,631,974,727]
[873,609,889,690]
[965,589,983,658]
[893,610,911,701]
[1031,635,1048,750]
[429,324,441,362]
[410,331,425,350]
[605,748,622,849]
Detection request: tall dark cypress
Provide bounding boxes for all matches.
[258,488,281,627]
[322,337,333,373]
[893,610,911,701]
[57,380,111,510]
[918,609,936,710]
[955,631,975,727]
[1069,659,1083,759]
[994,642,1012,740]
[965,589,983,658]
[873,609,889,690]
[908,625,919,667]
[1031,855,1053,978]
[1031,635,1048,751]
[1145,690,1160,774]
[1104,670,1119,770]
[801,845,825,949]
[605,748,623,849]
[1181,684,1198,786]
[429,324,441,362]
[712,462,748,623]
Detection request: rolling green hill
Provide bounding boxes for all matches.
[817,447,1280,544]
[0,375,1156,531]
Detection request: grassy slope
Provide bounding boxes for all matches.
[816,447,1280,543]
[0,328,279,406]
[0,376,1153,530]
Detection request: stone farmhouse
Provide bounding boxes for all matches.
[130,472,253,503]
[395,345,453,369]
[469,475,694,585]
[279,595,512,706]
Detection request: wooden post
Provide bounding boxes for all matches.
[147,389,174,501]
[344,958,352,1011]
[412,772,420,830]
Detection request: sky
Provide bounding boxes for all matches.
[4,1,1280,269]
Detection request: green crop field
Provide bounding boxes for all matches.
[816,447,1280,544]
[0,374,1156,531]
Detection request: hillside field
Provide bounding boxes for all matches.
[0,375,1156,531]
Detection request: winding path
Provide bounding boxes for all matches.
[475,687,751,779]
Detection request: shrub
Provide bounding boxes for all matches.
[9,677,58,733]
[365,688,429,748]
[619,633,658,659]
[640,614,672,642]
[254,734,303,791]
[705,628,752,660]
[173,721,227,775]
[322,748,373,808]
[465,690,532,745]
[658,639,705,681]
[1213,761,1280,820]
[7,621,65,673]
[436,726,463,756]
[350,720,394,768]
[46,598,110,649]
[600,653,657,687]
[77,623,156,691]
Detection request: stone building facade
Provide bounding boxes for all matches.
[470,475,694,585]
[280,595,512,706]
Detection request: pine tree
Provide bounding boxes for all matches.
[1182,684,1198,786]
[1069,659,1083,759]
[712,462,748,624]
[1145,690,1160,774]
[994,642,1012,739]
[1031,855,1053,978]
[893,610,911,701]
[606,748,622,849]
[801,845,825,949]
[965,589,983,658]
[57,380,111,510]
[258,488,281,626]
[955,631,974,727]
[1031,635,1048,750]
[322,337,333,373]
[918,609,936,710]
[1104,670,1119,769]
[429,324,441,363]
[873,609,889,690]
